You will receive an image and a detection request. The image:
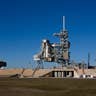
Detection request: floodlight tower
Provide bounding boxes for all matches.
[53,16,70,67]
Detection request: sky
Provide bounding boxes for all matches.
[0,0,96,68]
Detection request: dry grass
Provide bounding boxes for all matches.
[0,78,96,96]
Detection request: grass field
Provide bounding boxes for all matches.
[0,78,96,96]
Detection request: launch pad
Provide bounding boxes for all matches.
[34,16,70,69]
[0,16,96,79]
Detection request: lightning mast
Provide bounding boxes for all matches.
[63,16,65,31]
